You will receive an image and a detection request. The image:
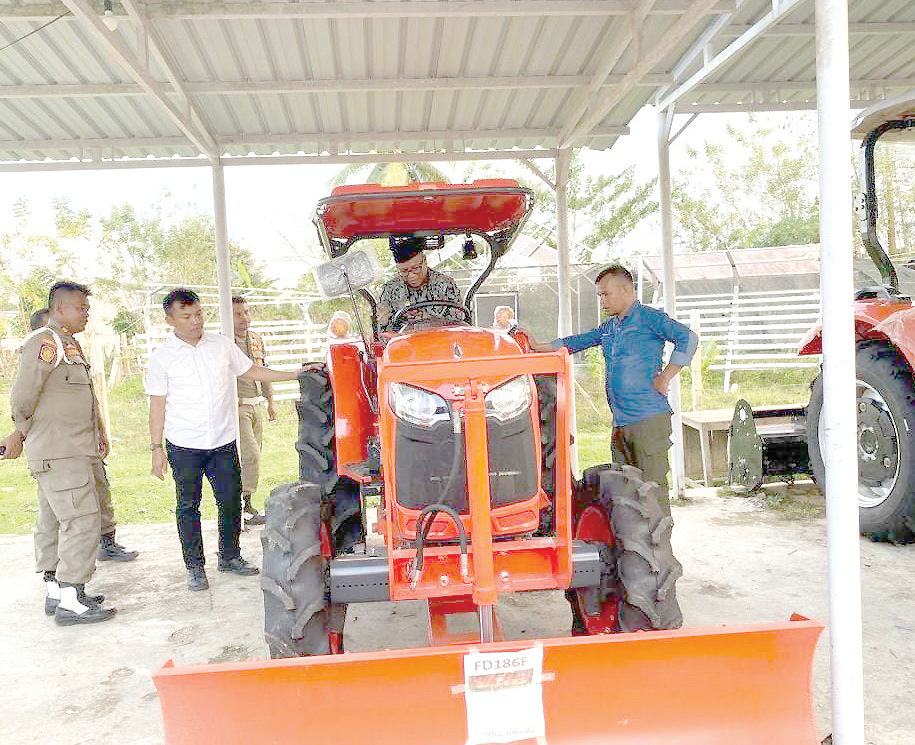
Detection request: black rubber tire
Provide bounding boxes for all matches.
[570,463,683,632]
[534,374,557,535]
[296,366,338,488]
[295,364,364,553]
[261,482,330,658]
[807,345,915,543]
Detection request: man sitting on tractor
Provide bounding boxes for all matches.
[377,235,464,331]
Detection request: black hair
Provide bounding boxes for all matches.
[163,288,200,314]
[594,263,633,285]
[390,235,426,264]
[29,308,50,331]
[48,281,90,308]
[232,296,248,305]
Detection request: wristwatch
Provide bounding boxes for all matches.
[150,443,163,451]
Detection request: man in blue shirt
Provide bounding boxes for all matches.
[525,264,697,514]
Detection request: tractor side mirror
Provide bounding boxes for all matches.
[313,248,383,298]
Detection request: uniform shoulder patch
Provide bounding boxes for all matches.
[38,338,57,364]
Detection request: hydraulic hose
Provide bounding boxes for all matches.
[411,503,469,589]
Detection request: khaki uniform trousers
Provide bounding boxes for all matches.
[237,403,265,496]
[610,412,673,516]
[31,456,103,585]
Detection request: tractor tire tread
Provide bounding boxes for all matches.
[261,482,331,658]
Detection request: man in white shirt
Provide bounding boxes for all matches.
[145,288,301,592]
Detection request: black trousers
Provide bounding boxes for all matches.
[166,440,243,569]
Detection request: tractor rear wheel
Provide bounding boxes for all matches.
[807,344,915,543]
[261,482,333,658]
[570,464,683,633]
[296,364,364,553]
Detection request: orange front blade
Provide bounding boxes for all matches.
[153,618,824,745]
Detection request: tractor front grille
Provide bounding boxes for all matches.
[393,411,537,512]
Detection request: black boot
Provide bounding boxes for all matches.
[43,572,105,616]
[98,531,139,562]
[242,493,265,527]
[54,583,117,626]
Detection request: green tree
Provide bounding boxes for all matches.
[871,142,915,259]
[672,116,820,251]
[96,205,270,289]
[0,197,88,334]
[516,152,658,263]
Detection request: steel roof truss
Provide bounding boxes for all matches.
[655,0,806,112]
[560,0,725,148]
[59,0,219,162]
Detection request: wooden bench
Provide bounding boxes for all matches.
[681,404,807,487]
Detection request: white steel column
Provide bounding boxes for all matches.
[815,0,865,741]
[212,163,233,338]
[657,107,686,499]
[555,148,579,474]
[555,149,573,336]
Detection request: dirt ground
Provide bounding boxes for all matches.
[2,483,913,745]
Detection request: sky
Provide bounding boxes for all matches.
[0,108,811,289]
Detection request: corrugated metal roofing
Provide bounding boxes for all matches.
[0,1,912,168]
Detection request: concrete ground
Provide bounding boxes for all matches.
[1,484,913,744]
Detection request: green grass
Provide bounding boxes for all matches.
[0,377,299,535]
[678,366,818,411]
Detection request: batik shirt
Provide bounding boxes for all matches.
[378,269,463,331]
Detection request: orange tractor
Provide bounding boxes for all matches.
[154,180,824,744]
[800,94,915,544]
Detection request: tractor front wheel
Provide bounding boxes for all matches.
[296,364,364,553]
[570,464,683,634]
[261,482,337,658]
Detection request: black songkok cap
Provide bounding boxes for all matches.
[390,235,425,264]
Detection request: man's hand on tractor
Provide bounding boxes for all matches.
[512,327,552,352]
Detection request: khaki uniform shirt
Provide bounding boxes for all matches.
[11,321,102,463]
[235,329,273,401]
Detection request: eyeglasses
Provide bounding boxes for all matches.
[397,256,426,277]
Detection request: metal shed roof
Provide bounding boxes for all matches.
[658,0,915,115]
[2,0,910,170]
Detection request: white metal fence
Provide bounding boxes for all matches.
[668,288,821,389]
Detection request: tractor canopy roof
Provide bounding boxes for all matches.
[852,90,915,142]
[313,179,534,259]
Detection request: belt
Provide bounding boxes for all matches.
[239,396,266,406]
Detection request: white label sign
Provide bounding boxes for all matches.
[463,646,545,744]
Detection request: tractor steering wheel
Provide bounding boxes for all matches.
[390,300,472,331]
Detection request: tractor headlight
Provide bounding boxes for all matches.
[389,383,450,428]
[485,376,532,422]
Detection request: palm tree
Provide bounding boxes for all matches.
[328,160,452,188]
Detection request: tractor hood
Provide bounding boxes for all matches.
[382,326,524,368]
